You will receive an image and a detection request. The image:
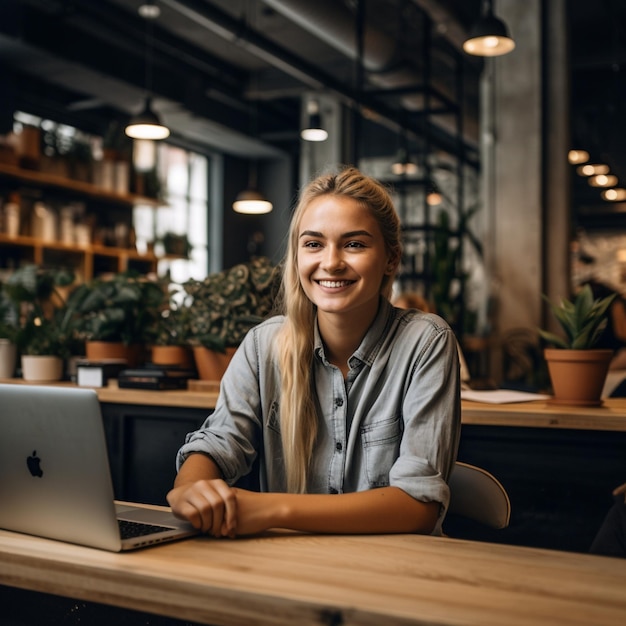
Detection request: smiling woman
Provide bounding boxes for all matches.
[167,167,461,540]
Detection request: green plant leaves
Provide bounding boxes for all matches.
[539,284,617,349]
[184,257,280,350]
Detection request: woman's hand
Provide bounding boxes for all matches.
[167,478,237,538]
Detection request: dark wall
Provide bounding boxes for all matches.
[221,155,292,269]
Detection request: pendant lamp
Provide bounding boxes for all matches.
[125,97,170,140]
[233,189,273,214]
[463,0,515,57]
[426,182,443,206]
[125,3,170,143]
[391,148,419,176]
[233,162,273,214]
[301,100,328,142]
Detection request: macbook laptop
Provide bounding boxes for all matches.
[0,383,199,551]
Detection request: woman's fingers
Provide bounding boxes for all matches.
[167,479,237,537]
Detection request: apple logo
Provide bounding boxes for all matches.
[26,450,43,478]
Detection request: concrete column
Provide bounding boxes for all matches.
[482,0,569,383]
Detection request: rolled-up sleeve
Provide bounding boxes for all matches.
[389,321,461,533]
[176,334,264,483]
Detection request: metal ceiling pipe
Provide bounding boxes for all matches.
[262,0,425,90]
[262,0,470,130]
[263,0,396,72]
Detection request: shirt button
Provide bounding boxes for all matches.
[335,398,344,407]
[336,441,343,451]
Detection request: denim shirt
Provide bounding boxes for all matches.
[177,298,461,534]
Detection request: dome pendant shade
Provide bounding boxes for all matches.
[301,113,328,142]
[232,189,273,214]
[125,98,170,140]
[463,3,515,57]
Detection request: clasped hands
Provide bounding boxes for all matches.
[167,478,271,538]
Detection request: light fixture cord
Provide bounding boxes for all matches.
[144,12,155,96]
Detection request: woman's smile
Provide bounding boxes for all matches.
[315,279,356,289]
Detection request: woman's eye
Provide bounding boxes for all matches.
[346,241,365,248]
[303,240,322,249]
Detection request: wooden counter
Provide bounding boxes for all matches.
[461,398,626,431]
[0,378,220,410]
[4,378,626,430]
[2,515,626,626]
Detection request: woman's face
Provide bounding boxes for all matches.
[297,194,395,320]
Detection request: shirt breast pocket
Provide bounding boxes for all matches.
[361,415,402,488]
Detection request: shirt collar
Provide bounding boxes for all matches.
[313,297,394,367]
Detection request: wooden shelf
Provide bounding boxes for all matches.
[0,162,160,207]
[0,233,158,279]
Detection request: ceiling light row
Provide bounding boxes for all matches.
[570,149,625,202]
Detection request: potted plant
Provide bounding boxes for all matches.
[4,265,80,381]
[183,256,280,380]
[150,286,195,370]
[0,281,20,378]
[538,284,617,405]
[69,271,164,367]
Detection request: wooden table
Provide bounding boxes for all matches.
[461,397,626,431]
[2,520,626,626]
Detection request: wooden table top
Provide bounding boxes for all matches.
[461,397,626,431]
[2,520,626,626]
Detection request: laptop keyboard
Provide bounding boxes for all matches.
[118,519,173,539]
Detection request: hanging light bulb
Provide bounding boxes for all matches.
[588,174,619,188]
[233,189,273,214]
[426,182,443,206]
[576,163,610,177]
[301,100,328,142]
[602,188,626,201]
[233,162,273,214]
[463,0,515,57]
[125,98,170,140]
[391,149,419,176]
[138,0,161,19]
[568,149,590,164]
[125,4,170,151]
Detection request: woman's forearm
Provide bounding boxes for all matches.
[235,486,439,536]
[173,452,223,486]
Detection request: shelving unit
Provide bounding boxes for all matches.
[0,162,161,280]
[383,12,474,335]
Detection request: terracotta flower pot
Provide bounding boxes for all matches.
[85,341,145,368]
[193,346,236,381]
[544,348,613,406]
[151,345,195,370]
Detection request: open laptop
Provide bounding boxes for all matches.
[0,383,199,551]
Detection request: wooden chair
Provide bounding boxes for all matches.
[447,461,511,529]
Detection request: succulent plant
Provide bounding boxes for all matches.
[538,284,617,350]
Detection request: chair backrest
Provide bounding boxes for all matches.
[448,461,511,529]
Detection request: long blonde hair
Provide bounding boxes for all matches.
[275,167,402,493]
